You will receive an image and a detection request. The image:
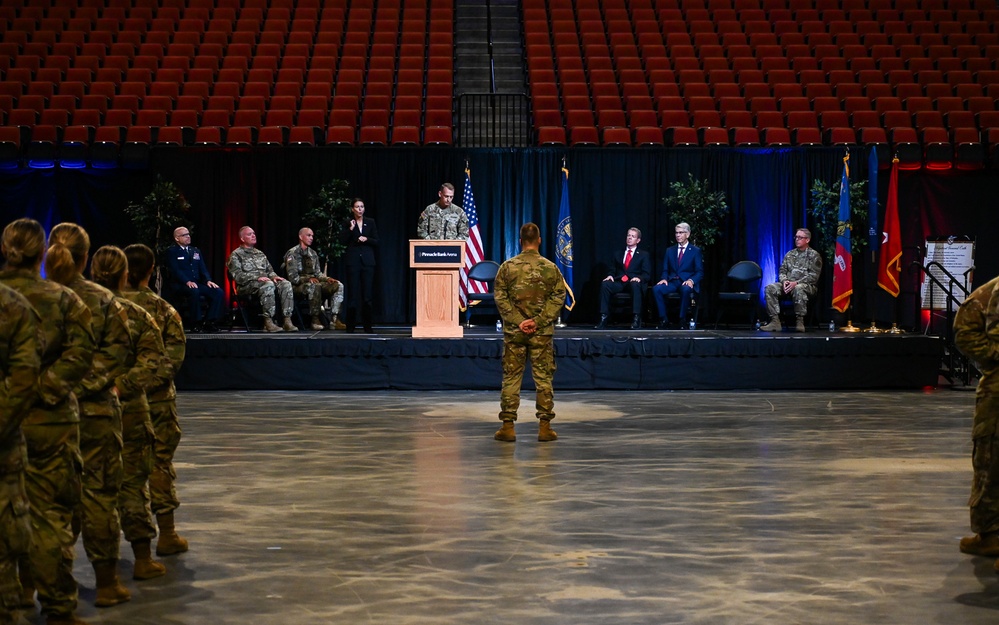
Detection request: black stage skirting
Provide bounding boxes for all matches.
[175,326,945,391]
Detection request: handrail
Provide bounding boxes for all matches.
[914,256,977,386]
[456,92,531,147]
[485,0,496,93]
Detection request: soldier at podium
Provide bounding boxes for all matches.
[417,183,468,240]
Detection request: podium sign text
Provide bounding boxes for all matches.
[409,240,465,338]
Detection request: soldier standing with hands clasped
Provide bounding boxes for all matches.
[954,275,999,568]
[493,223,567,443]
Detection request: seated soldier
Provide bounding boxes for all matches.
[760,228,823,332]
[226,226,297,333]
[283,227,346,331]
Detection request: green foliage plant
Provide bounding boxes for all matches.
[301,179,352,270]
[808,177,869,263]
[124,175,192,259]
[662,173,730,248]
[124,176,192,292]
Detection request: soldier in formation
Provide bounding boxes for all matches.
[90,246,169,587]
[0,281,40,625]
[0,218,94,625]
[954,274,999,572]
[47,223,134,608]
[121,245,190,560]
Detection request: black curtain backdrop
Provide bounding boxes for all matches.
[2,145,996,327]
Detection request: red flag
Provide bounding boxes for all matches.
[877,158,902,297]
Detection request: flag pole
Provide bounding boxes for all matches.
[555,155,573,328]
[556,153,566,328]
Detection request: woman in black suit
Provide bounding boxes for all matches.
[339,197,378,333]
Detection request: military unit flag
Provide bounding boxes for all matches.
[877,157,902,297]
[831,152,853,313]
[555,165,576,310]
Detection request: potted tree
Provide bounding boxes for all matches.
[662,173,729,248]
[807,177,869,264]
[124,175,192,293]
[300,178,353,273]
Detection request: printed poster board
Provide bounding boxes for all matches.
[921,237,974,310]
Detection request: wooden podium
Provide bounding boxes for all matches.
[409,239,465,338]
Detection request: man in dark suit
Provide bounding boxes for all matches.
[164,226,224,332]
[339,198,379,333]
[595,227,652,330]
[652,222,704,329]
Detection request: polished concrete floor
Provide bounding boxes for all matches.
[19,388,999,625]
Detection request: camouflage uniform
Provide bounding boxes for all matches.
[0,268,94,621]
[66,277,130,566]
[954,276,999,537]
[227,246,294,320]
[113,295,166,546]
[283,245,344,319]
[417,203,469,240]
[121,287,186,518]
[0,284,39,625]
[764,247,823,318]
[493,249,567,422]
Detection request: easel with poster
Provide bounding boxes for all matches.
[920,236,974,332]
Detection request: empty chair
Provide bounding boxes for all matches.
[763,127,792,146]
[90,126,122,168]
[194,127,222,146]
[922,127,953,169]
[225,126,254,146]
[953,127,985,170]
[714,260,763,328]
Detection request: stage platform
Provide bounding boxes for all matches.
[175,325,945,391]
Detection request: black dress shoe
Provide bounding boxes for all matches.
[594,315,608,330]
[656,319,669,330]
[203,321,219,333]
[630,315,642,330]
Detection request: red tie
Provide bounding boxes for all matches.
[622,250,632,281]
[678,247,684,264]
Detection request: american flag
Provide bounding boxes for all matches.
[460,167,486,308]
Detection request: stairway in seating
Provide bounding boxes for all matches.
[454,0,531,146]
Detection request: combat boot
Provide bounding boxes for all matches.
[332,316,346,330]
[93,560,131,607]
[262,317,281,333]
[795,316,806,332]
[131,539,167,580]
[155,512,189,556]
[538,419,558,442]
[494,421,516,442]
[759,317,781,332]
[310,316,325,331]
[282,317,298,332]
[960,532,999,556]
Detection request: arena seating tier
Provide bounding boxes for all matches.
[524,0,999,168]
[0,0,455,167]
[1,0,998,170]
